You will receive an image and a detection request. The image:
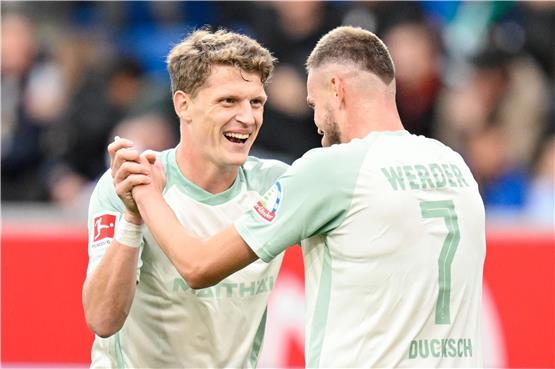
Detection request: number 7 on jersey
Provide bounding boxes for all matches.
[420,200,460,325]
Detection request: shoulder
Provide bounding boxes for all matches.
[405,133,459,154]
[244,156,290,174]
[413,134,470,166]
[369,131,466,162]
[241,156,290,193]
[88,169,124,216]
[289,137,371,176]
[91,169,115,197]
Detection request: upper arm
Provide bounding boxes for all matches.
[87,171,143,278]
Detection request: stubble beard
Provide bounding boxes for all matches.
[322,106,341,147]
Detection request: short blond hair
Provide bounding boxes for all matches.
[167,29,276,96]
[307,26,395,84]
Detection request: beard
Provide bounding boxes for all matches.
[321,105,341,147]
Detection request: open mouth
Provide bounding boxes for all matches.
[224,132,250,144]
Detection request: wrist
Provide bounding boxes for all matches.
[132,185,151,202]
[133,185,160,205]
[124,211,143,225]
[114,216,144,248]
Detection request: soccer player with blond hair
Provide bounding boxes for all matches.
[83,29,288,368]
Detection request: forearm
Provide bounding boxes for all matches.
[82,241,139,337]
[134,190,209,286]
[135,188,258,289]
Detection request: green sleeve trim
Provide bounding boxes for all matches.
[115,332,125,369]
[306,242,333,368]
[247,308,267,368]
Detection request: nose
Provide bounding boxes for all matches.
[235,101,255,125]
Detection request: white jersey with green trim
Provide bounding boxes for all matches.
[236,130,486,368]
[86,148,288,368]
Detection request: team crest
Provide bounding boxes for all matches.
[91,212,119,248]
[254,181,283,222]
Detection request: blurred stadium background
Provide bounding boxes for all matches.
[1,1,553,368]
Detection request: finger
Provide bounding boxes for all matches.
[111,147,142,175]
[115,148,141,164]
[142,150,157,165]
[108,137,134,161]
[114,161,151,184]
[138,155,152,167]
[115,174,152,197]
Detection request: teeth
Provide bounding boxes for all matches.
[224,132,250,140]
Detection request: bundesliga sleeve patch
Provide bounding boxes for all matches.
[254,181,283,222]
[91,212,119,248]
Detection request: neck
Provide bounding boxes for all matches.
[175,144,239,195]
[343,90,404,141]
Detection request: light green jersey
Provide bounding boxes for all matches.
[236,131,486,368]
[87,148,288,368]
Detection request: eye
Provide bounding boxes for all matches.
[250,99,264,108]
[221,97,235,106]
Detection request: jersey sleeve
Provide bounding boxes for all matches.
[86,170,144,280]
[235,143,369,262]
[242,156,290,194]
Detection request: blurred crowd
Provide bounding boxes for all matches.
[1,1,553,226]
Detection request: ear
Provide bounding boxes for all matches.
[173,90,192,123]
[330,75,345,107]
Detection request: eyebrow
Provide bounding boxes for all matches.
[253,94,268,102]
[216,91,267,101]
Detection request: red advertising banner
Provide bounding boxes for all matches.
[1,224,554,367]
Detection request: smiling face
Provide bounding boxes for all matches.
[179,64,267,168]
[306,68,343,147]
